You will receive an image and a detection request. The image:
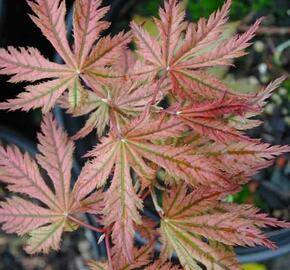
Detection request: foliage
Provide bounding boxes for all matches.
[0,0,289,269]
[136,0,274,20]
[187,0,273,21]
[0,114,103,253]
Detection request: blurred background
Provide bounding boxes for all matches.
[0,0,289,269]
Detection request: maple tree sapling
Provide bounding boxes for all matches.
[0,0,289,269]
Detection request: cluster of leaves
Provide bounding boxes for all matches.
[0,0,289,269]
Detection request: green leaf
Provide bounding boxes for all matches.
[242,264,267,270]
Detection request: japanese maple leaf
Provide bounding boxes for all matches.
[0,114,103,254]
[131,0,261,100]
[166,96,256,142]
[228,76,286,130]
[88,260,180,270]
[196,140,290,177]
[88,227,176,270]
[73,117,184,262]
[160,184,289,270]
[88,241,154,270]
[73,116,245,261]
[155,116,290,186]
[59,76,168,139]
[164,76,286,143]
[0,0,130,113]
[73,115,241,200]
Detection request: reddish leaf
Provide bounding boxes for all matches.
[0,0,130,112]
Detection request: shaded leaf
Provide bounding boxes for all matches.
[160,184,289,269]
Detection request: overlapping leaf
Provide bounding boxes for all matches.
[0,0,130,113]
[73,117,185,261]
[0,0,289,269]
[131,0,261,100]
[166,97,255,142]
[165,76,286,143]
[228,76,286,130]
[74,114,240,201]
[88,233,155,270]
[160,184,289,270]
[60,76,168,139]
[73,114,252,261]
[197,141,290,180]
[0,114,103,253]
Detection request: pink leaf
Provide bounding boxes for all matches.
[73,0,110,66]
[0,47,70,82]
